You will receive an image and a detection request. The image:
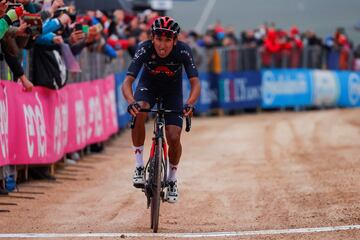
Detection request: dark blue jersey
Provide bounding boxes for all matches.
[126,40,198,94]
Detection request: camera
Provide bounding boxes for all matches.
[6,2,22,11]
[54,6,77,22]
[23,13,42,35]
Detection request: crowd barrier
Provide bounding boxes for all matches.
[0,75,118,167]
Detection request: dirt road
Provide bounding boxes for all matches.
[1,109,360,239]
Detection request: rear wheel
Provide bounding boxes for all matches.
[151,138,163,233]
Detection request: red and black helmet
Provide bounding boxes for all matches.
[151,16,181,38]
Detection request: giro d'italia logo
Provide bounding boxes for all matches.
[348,73,360,105]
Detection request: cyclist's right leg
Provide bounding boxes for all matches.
[132,101,150,188]
[132,87,156,188]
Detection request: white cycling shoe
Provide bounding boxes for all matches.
[133,166,145,188]
[165,180,178,203]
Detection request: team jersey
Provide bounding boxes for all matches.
[126,40,198,94]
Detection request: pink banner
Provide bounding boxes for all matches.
[0,76,118,167]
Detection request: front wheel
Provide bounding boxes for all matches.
[151,138,163,233]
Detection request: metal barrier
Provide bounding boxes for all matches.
[217,45,355,72]
[68,49,129,83]
[0,48,129,83]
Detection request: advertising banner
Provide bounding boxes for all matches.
[0,76,118,167]
[219,71,261,110]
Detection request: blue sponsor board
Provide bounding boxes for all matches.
[337,71,360,107]
[218,71,261,110]
[183,71,211,113]
[261,69,312,108]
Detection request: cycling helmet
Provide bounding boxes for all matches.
[151,16,180,38]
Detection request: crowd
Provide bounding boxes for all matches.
[1,0,359,89]
[0,0,359,193]
[189,21,359,71]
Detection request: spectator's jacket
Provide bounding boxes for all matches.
[0,18,10,40]
[35,18,63,45]
[32,44,67,89]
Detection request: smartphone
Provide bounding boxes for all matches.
[75,23,83,31]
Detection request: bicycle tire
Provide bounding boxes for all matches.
[151,138,163,233]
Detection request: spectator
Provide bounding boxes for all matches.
[262,28,281,68]
[303,30,323,68]
[338,34,351,70]
[283,26,303,68]
[187,31,203,69]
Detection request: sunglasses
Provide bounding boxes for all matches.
[153,29,175,38]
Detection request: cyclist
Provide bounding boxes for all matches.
[121,16,200,203]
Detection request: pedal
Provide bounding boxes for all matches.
[162,189,169,202]
[133,183,145,189]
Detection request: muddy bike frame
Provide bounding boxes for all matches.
[130,97,191,233]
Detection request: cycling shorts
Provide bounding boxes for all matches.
[134,87,183,128]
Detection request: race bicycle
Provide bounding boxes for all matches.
[130,97,191,233]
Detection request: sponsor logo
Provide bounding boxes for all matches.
[151,66,175,77]
[87,87,103,139]
[23,93,46,158]
[262,71,308,105]
[54,101,69,155]
[133,46,146,62]
[348,73,360,105]
[312,70,339,106]
[75,91,86,145]
[223,78,261,103]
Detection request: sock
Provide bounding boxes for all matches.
[133,146,144,168]
[168,163,178,182]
